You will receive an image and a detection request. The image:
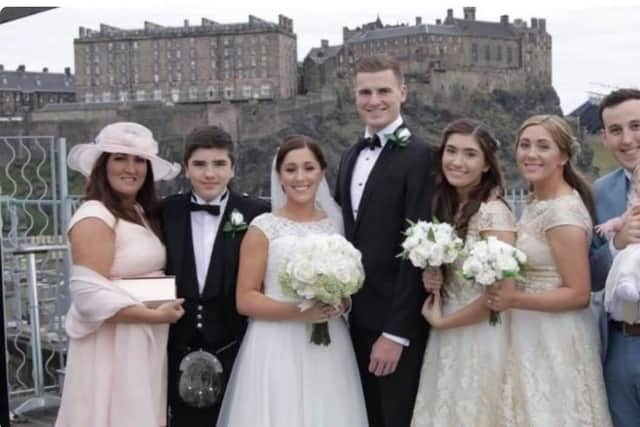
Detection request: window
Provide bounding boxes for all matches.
[206,86,216,99]
[171,88,180,102]
[189,86,198,100]
[154,74,159,83]
[507,47,513,64]
[497,46,503,62]
[153,88,162,100]
[119,91,128,102]
[260,84,272,97]
[243,85,252,98]
[84,93,94,103]
[224,86,234,99]
[102,91,111,102]
[136,90,145,101]
[471,43,478,63]
[484,45,490,61]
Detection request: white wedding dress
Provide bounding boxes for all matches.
[217,213,368,427]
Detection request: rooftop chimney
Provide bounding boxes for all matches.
[531,17,538,29]
[17,64,25,72]
[539,18,546,32]
[463,7,476,21]
[500,15,509,25]
[0,64,4,72]
[42,67,48,73]
[184,19,189,27]
[321,39,329,48]
[416,16,422,25]
[436,19,442,25]
[446,8,454,23]
[64,67,71,77]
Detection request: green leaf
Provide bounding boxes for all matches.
[427,226,436,242]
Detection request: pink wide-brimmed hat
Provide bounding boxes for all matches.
[67,122,181,181]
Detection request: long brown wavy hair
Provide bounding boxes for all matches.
[84,152,161,236]
[515,115,596,223]
[432,118,507,238]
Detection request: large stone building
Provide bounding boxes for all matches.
[0,65,75,116]
[74,15,296,104]
[303,7,551,95]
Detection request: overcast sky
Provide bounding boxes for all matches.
[1,0,639,113]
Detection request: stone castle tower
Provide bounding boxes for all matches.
[302,7,551,97]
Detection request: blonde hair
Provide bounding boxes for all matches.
[516,114,596,223]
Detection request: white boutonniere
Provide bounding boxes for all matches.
[223,209,248,236]
[385,126,412,148]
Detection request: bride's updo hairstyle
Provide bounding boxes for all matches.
[515,115,596,223]
[275,135,327,173]
[433,118,507,238]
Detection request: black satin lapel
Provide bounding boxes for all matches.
[202,194,236,299]
[353,145,396,234]
[342,145,360,232]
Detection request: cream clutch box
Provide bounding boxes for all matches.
[112,276,177,307]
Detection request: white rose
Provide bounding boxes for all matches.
[292,258,316,284]
[334,262,355,285]
[443,244,459,264]
[427,244,445,267]
[409,249,427,269]
[476,267,497,286]
[397,128,411,140]
[402,234,422,251]
[462,258,483,277]
[230,210,244,226]
[495,252,518,273]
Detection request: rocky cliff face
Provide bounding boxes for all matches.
[0,84,591,200]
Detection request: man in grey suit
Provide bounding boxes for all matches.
[590,88,640,427]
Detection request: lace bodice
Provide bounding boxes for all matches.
[516,191,592,293]
[444,200,516,306]
[251,213,337,301]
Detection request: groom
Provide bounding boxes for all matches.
[335,55,434,427]
[161,126,268,426]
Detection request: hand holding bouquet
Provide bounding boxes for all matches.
[459,236,527,325]
[280,233,365,345]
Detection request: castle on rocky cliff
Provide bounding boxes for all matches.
[302,7,551,97]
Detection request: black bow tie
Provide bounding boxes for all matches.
[359,134,381,150]
[190,202,220,216]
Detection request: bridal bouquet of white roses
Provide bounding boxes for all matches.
[399,220,463,268]
[279,233,365,346]
[459,236,527,325]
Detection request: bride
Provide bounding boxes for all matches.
[216,135,368,427]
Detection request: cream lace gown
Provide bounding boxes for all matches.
[411,201,516,427]
[216,213,368,427]
[503,192,612,427]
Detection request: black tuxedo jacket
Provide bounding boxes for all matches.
[336,134,434,340]
[160,191,269,351]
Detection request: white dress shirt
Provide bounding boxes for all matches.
[190,190,229,295]
[350,115,404,220]
[351,116,410,347]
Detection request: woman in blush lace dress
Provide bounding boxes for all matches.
[488,115,612,427]
[410,119,516,427]
[217,136,368,427]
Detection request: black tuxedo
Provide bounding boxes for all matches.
[336,132,433,427]
[161,191,268,427]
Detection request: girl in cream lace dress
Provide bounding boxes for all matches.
[411,119,516,427]
[488,115,612,427]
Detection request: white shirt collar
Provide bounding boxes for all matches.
[191,188,229,205]
[364,115,404,147]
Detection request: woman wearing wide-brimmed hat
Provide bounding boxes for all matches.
[55,122,185,427]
